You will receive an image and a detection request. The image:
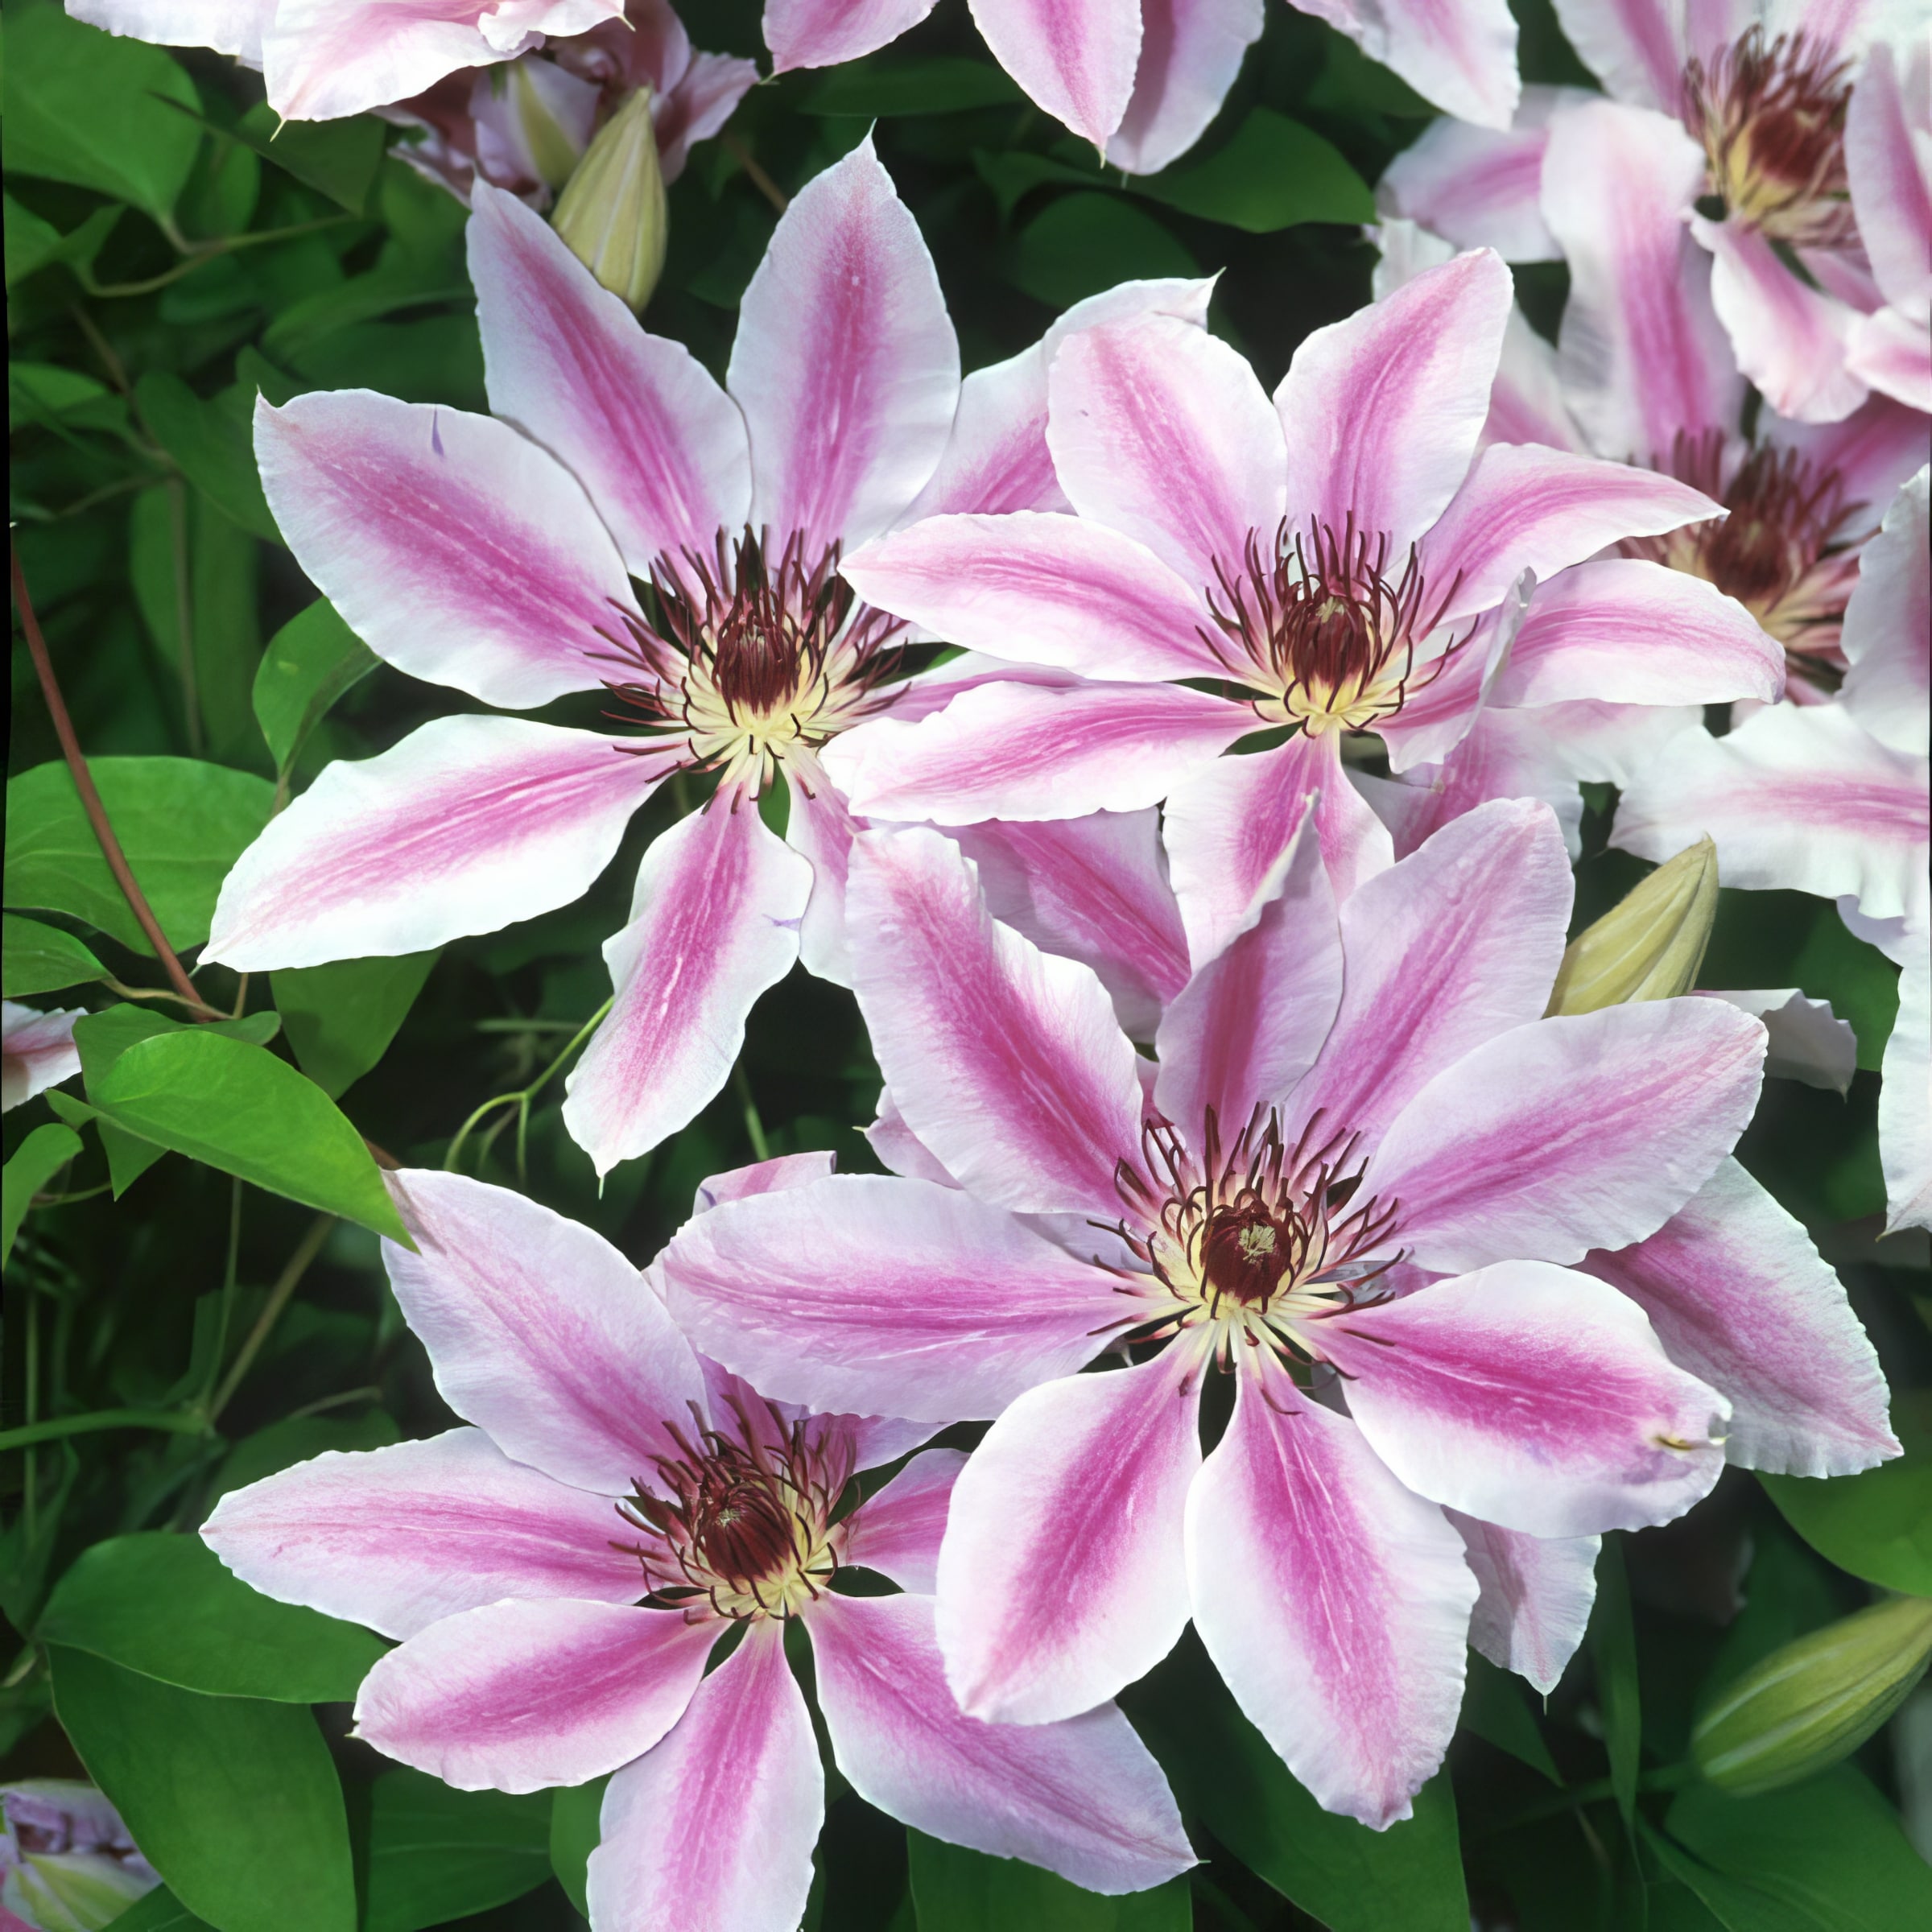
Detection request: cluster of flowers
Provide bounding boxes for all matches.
[9,2,1922,1926]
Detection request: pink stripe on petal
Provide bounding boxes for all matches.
[1766,394,1929,517]
[659,1174,1121,1422]
[840,1449,968,1593]
[764,0,938,69]
[1846,43,1932,321]
[1549,0,1683,112]
[1186,1357,1474,1829]
[1372,999,1767,1274]
[204,716,671,972]
[1844,306,1932,415]
[469,185,750,576]
[1319,1260,1729,1537]
[809,1593,1195,1892]
[1295,0,1519,129]
[693,1151,838,1216]
[1449,1512,1598,1695]
[254,391,633,709]
[201,1428,645,1641]
[847,827,1145,1216]
[936,1352,1203,1724]
[382,1170,708,1494]
[588,1621,820,1932]
[1277,248,1512,555]
[564,799,812,1175]
[1106,0,1265,175]
[353,1598,716,1793]
[730,138,959,553]
[968,0,1142,147]
[1582,1158,1899,1477]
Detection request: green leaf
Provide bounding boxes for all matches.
[799,56,1026,117]
[3,914,105,997]
[906,1831,1191,1928]
[78,1025,409,1241]
[2,1123,84,1264]
[1007,195,1198,313]
[211,1410,400,1505]
[252,600,378,776]
[1460,1651,1563,1784]
[134,373,280,543]
[1,5,202,215]
[1138,109,1374,232]
[549,1776,609,1918]
[10,360,133,437]
[74,1005,279,1075]
[1591,1538,1642,1831]
[47,1090,170,1197]
[361,1771,551,1932]
[37,1533,387,1703]
[3,758,275,956]
[5,193,123,287]
[235,101,387,214]
[972,150,1104,222]
[274,952,436,1100]
[49,1645,356,1932]
[102,1886,216,1932]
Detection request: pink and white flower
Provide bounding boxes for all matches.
[2,1003,83,1114]
[763,0,1521,173]
[202,1162,1195,1929]
[828,248,1779,937]
[658,800,1897,1825]
[204,141,1211,1173]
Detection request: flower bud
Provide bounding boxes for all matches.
[1546,836,1719,1016]
[509,60,588,194]
[1692,1595,1932,1795]
[550,87,667,313]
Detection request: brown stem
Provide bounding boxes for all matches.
[11,544,210,1017]
[724,131,789,214]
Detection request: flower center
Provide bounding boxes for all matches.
[617,1397,849,1620]
[598,528,904,793]
[1682,29,1854,247]
[1199,519,1462,737]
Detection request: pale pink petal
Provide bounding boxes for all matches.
[587,1621,820,1932]
[200,1429,645,1641]
[204,717,670,972]
[255,391,635,708]
[1541,100,1744,463]
[1373,576,1528,772]
[783,752,860,986]
[381,1169,708,1492]
[1494,558,1784,708]
[1844,305,1932,414]
[1695,990,1858,1092]
[842,512,1222,683]
[1847,42,1932,321]
[1764,394,1930,514]
[731,137,959,552]
[936,1352,1203,1724]
[1370,999,1767,1273]
[764,0,937,70]
[1047,315,1287,592]
[654,50,763,184]
[1187,1356,1474,1829]
[1612,704,1931,927]
[1881,937,1932,1233]
[968,0,1142,148]
[469,184,749,576]
[564,799,813,1176]
[1448,1513,1598,1695]
[810,1593,1195,1890]
[658,1174,1121,1422]
[1839,467,1930,754]
[69,0,271,64]
[1548,0,1682,111]
[1294,0,1519,130]
[1161,732,1391,966]
[825,676,1251,824]
[1,1003,81,1113]
[847,826,1147,1216]
[1107,0,1265,175]
[1483,306,1585,449]
[865,1088,962,1186]
[1582,1158,1900,1476]
[1286,799,1573,1152]
[693,1152,838,1216]
[1422,442,1725,624]
[353,1598,714,1793]
[1276,248,1512,555]
[840,1450,967,1591]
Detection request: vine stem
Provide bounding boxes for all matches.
[11,544,210,1016]
[444,998,614,1174]
[207,1214,335,1424]
[0,1409,211,1452]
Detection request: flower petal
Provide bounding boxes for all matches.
[968,0,1142,148]
[587,1620,820,1932]
[382,1170,708,1493]
[841,1449,968,1592]
[1106,0,1265,175]
[1844,304,1932,414]
[353,1599,716,1793]
[693,1152,839,1216]
[1547,0,1682,112]
[1276,248,1512,555]
[70,0,270,64]
[1881,938,1932,1234]
[1370,1000,1767,1273]
[254,390,632,708]
[1,1002,81,1113]
[1187,1355,1474,1828]
[730,136,959,552]
[658,1174,1121,1422]
[764,0,938,70]
[847,825,1146,1216]
[1294,0,1519,130]
[469,184,749,576]
[810,1592,1195,1891]
[1839,466,1930,756]
[564,799,813,1175]
[204,717,669,972]
[783,751,860,986]
[1448,1512,1598,1695]
[937,1352,1202,1724]
[1581,1158,1899,1476]
[1847,42,1932,320]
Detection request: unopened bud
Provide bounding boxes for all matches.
[1692,1595,1932,1794]
[1546,836,1718,1016]
[510,61,587,193]
[551,88,667,313]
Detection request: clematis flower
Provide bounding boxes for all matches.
[1616,467,1932,1234]
[1,1003,83,1114]
[828,248,1780,949]
[204,140,1212,1173]
[762,0,1521,174]
[202,1162,1195,1930]
[653,799,1884,1826]
[1,1781,158,1932]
